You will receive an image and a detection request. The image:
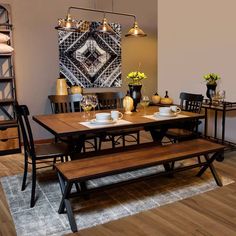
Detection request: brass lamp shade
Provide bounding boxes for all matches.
[96,18,116,35]
[125,21,147,37]
[55,14,79,32]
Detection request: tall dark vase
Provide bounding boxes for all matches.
[129,84,142,112]
[206,84,217,103]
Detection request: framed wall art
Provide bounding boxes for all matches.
[58,21,121,88]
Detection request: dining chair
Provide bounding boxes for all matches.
[96,92,140,149]
[15,104,69,207]
[48,94,82,113]
[48,94,97,152]
[165,92,204,142]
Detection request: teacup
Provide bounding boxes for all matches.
[159,106,181,115]
[170,105,181,114]
[159,107,173,115]
[95,113,111,121]
[111,110,123,120]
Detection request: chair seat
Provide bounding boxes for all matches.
[166,128,199,141]
[166,128,193,137]
[35,142,69,159]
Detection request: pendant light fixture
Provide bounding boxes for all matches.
[55,6,147,37]
[125,20,147,37]
[96,13,116,35]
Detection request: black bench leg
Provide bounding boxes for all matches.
[196,153,223,186]
[57,173,78,232]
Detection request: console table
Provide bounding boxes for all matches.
[202,100,236,151]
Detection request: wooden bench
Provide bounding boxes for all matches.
[55,138,225,232]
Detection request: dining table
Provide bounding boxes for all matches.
[33,106,205,159]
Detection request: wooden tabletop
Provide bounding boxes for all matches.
[33,106,204,137]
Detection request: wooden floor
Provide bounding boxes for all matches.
[1,143,236,236]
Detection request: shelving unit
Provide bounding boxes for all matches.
[0,4,20,155]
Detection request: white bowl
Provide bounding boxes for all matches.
[95,113,111,121]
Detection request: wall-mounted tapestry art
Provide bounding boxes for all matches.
[58,21,121,88]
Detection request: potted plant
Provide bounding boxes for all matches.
[203,73,221,101]
[127,71,147,112]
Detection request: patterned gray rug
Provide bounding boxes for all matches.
[1,164,234,236]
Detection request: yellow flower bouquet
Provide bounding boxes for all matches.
[127,71,147,85]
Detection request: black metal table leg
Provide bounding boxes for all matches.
[214,110,218,139]
[204,107,208,137]
[222,103,226,145]
[148,126,172,174]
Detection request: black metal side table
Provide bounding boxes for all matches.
[202,99,236,151]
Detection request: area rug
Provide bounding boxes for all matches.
[1,164,234,236]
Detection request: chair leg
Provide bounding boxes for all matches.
[64,156,69,162]
[21,152,28,191]
[122,134,125,147]
[83,142,86,153]
[94,137,97,151]
[52,157,57,169]
[137,132,140,144]
[98,137,102,150]
[30,160,37,208]
[197,156,201,164]
[112,136,115,149]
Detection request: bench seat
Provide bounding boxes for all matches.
[56,139,224,182]
[55,138,225,232]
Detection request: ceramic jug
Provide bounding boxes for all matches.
[56,78,68,95]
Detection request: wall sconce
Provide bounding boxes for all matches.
[55,6,147,37]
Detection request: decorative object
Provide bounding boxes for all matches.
[55,6,147,37]
[206,84,217,102]
[70,85,82,94]
[127,70,147,112]
[129,84,142,112]
[1,170,233,235]
[56,78,68,95]
[0,43,13,53]
[203,73,221,102]
[160,91,173,105]
[127,71,147,85]
[58,21,121,88]
[0,32,10,42]
[123,91,134,114]
[140,95,150,115]
[152,92,161,104]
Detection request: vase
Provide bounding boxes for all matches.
[123,91,134,114]
[206,84,217,103]
[56,78,68,95]
[129,84,142,112]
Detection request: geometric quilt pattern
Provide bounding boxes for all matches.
[58,21,121,88]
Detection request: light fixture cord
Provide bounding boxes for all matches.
[94,0,96,9]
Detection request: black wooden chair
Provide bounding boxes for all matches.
[48,94,82,113]
[165,92,204,142]
[96,92,140,149]
[15,104,69,207]
[48,94,97,152]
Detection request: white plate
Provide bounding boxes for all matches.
[154,112,177,117]
[90,119,117,125]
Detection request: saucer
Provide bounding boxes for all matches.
[154,112,177,117]
[90,119,117,125]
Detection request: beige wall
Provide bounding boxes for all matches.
[158,0,236,142]
[1,0,157,139]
